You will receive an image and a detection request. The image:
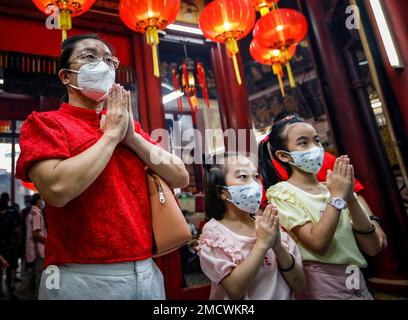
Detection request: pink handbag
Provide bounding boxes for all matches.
[146,169,192,257]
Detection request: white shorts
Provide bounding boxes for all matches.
[38,258,165,300]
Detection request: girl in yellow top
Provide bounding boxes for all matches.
[258,115,381,299]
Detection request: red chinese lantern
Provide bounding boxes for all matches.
[253,8,308,50]
[250,39,296,96]
[32,0,96,41]
[253,8,307,94]
[199,0,256,85]
[252,0,279,16]
[119,0,181,78]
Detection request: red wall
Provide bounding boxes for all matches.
[0,16,133,65]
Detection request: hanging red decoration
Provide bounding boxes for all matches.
[172,67,183,112]
[171,58,210,113]
[197,62,210,109]
[250,39,296,96]
[119,0,181,78]
[32,0,96,41]
[199,0,256,85]
[253,8,307,94]
[182,62,198,113]
[252,0,279,16]
[253,8,308,50]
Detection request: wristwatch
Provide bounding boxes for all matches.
[327,197,347,210]
[369,215,380,222]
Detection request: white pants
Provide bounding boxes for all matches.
[38,258,165,300]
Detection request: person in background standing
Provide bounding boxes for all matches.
[25,193,47,299]
[0,197,21,299]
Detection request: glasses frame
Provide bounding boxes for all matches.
[69,50,120,70]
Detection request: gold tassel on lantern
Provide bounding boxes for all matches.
[226,38,242,85]
[146,27,160,78]
[259,6,269,16]
[272,63,285,97]
[58,9,72,41]
[286,61,296,88]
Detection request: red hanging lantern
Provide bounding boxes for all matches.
[119,0,181,78]
[250,39,296,96]
[199,0,256,85]
[253,8,307,93]
[253,8,308,50]
[252,0,279,16]
[32,0,96,41]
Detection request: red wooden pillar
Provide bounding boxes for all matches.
[132,34,166,132]
[363,0,408,136]
[131,33,186,299]
[303,0,408,293]
[210,43,256,154]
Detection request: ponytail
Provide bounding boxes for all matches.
[258,116,306,191]
[258,139,283,191]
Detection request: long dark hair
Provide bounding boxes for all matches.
[258,116,306,191]
[203,152,255,220]
[59,33,114,104]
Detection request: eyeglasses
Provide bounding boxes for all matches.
[70,50,120,70]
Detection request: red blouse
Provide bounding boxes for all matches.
[16,103,158,268]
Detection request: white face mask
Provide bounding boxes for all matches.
[40,200,46,210]
[285,146,324,174]
[65,61,115,102]
[223,181,263,214]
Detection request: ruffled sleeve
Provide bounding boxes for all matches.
[196,230,243,285]
[16,112,70,182]
[266,183,312,231]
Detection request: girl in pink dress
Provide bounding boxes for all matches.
[197,153,306,300]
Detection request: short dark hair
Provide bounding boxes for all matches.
[31,193,42,206]
[59,33,114,104]
[0,192,10,201]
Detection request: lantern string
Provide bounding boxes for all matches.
[183,44,188,59]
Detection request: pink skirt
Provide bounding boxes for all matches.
[294,262,373,300]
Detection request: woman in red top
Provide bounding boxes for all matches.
[15,34,189,300]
